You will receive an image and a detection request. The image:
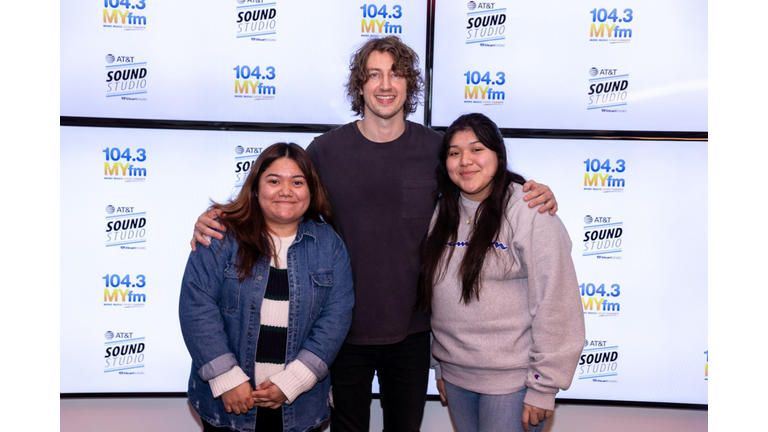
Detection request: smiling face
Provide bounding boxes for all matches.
[360,50,407,121]
[257,157,311,236]
[446,130,499,202]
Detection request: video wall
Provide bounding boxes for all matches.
[60,0,708,406]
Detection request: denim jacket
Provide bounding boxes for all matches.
[179,219,354,432]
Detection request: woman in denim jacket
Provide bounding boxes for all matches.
[180,143,354,432]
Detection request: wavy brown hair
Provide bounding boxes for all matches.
[346,36,424,118]
[417,114,526,311]
[212,143,334,280]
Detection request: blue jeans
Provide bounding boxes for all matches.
[443,380,547,432]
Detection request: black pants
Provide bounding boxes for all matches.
[329,331,431,432]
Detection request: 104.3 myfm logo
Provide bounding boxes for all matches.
[233,65,276,100]
[104,146,147,181]
[463,70,506,106]
[103,0,148,30]
[580,281,621,316]
[360,3,404,37]
[588,7,633,43]
[582,158,625,192]
[103,273,147,308]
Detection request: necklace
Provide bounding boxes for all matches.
[461,201,476,226]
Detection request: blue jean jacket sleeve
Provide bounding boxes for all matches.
[179,236,238,382]
[296,232,354,381]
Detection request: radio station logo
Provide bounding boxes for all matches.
[582,215,623,259]
[580,281,621,317]
[234,65,277,100]
[582,158,626,193]
[704,350,708,381]
[103,273,147,308]
[102,0,148,31]
[463,70,506,106]
[578,340,619,382]
[236,0,277,41]
[105,54,147,100]
[104,331,145,374]
[103,146,147,181]
[587,68,628,113]
[465,2,506,47]
[105,205,147,249]
[235,145,263,189]
[588,8,633,43]
[360,3,404,38]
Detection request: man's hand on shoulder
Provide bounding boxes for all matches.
[190,208,226,252]
[522,180,558,216]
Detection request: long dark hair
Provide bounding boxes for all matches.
[417,114,525,310]
[211,143,334,280]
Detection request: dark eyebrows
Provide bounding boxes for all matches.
[264,173,306,179]
[448,140,482,148]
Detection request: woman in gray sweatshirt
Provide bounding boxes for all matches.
[418,113,585,432]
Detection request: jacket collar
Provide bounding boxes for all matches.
[295,218,319,244]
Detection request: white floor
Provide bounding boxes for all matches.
[60,397,707,432]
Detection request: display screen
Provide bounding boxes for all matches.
[60,0,428,125]
[430,0,707,131]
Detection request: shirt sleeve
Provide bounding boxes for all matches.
[179,234,241,382]
[269,359,319,404]
[289,230,354,379]
[209,366,251,398]
[515,210,586,410]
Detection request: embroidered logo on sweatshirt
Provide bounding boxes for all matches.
[447,241,508,249]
